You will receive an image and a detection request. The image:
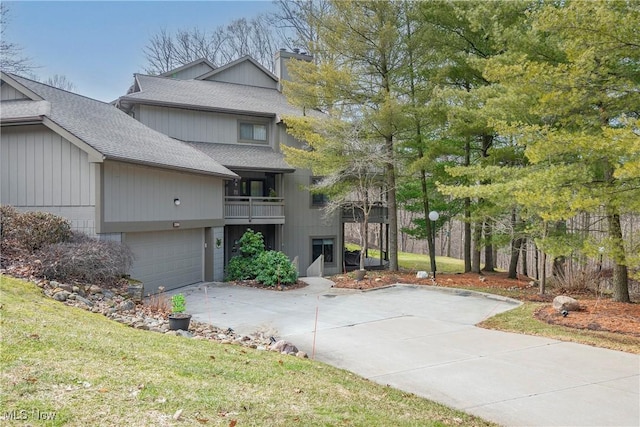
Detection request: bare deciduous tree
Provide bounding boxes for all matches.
[45,74,75,91]
[143,16,283,75]
[0,4,33,74]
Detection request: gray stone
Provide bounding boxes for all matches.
[50,280,60,288]
[118,300,136,312]
[176,330,193,338]
[416,271,428,279]
[58,283,74,292]
[270,339,299,355]
[88,285,103,295]
[52,291,70,301]
[102,290,115,299]
[76,295,93,307]
[296,351,308,359]
[553,295,581,312]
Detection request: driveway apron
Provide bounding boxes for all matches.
[178,278,640,427]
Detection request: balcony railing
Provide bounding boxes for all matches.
[341,202,388,223]
[224,196,285,224]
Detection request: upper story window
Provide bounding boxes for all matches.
[310,176,329,208]
[239,121,268,143]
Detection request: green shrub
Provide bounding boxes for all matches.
[225,255,259,281]
[237,228,265,257]
[255,251,298,286]
[224,229,297,285]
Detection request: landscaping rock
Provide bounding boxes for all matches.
[88,285,103,295]
[58,283,74,293]
[270,339,298,355]
[53,290,70,302]
[118,300,136,312]
[75,295,94,307]
[24,275,304,358]
[553,295,581,312]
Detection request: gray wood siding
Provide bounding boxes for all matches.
[169,63,214,80]
[102,161,224,223]
[204,61,277,89]
[1,125,95,207]
[281,168,342,275]
[1,83,29,100]
[138,105,273,145]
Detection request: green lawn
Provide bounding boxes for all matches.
[0,275,494,426]
[345,243,466,273]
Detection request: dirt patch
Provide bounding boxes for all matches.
[331,270,640,337]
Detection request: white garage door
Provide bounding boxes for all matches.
[127,229,203,294]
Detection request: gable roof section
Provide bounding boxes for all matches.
[197,55,277,85]
[160,58,217,79]
[0,73,237,178]
[119,74,321,121]
[187,142,295,173]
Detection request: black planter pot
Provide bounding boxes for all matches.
[168,313,192,331]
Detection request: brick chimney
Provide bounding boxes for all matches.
[275,48,313,92]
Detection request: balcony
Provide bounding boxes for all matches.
[224,196,285,225]
[341,202,388,224]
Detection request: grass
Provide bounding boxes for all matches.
[0,275,495,427]
[479,302,640,354]
[345,244,466,273]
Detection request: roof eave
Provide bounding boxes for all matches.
[119,97,277,118]
[105,156,238,179]
[0,116,45,126]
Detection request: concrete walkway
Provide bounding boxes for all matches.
[177,278,640,427]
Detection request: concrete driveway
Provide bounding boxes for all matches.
[178,278,640,427]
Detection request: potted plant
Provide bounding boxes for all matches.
[168,293,191,331]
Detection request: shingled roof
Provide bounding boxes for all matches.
[187,142,294,173]
[118,74,322,120]
[1,73,237,178]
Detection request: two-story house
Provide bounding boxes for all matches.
[115,51,345,279]
[0,72,237,294]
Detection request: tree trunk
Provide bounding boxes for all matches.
[464,198,472,272]
[508,209,523,279]
[386,140,399,271]
[482,220,495,272]
[608,210,630,302]
[446,220,452,258]
[539,248,546,295]
[472,221,481,273]
[521,238,528,277]
[463,136,472,272]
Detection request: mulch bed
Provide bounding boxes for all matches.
[230,279,308,291]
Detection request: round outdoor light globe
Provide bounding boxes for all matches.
[428,211,439,221]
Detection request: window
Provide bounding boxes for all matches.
[239,122,268,143]
[312,237,335,264]
[240,179,265,197]
[310,177,329,207]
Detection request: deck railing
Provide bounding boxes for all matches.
[224,196,285,223]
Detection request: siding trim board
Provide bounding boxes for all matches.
[102,219,225,233]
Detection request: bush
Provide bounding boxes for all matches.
[224,229,297,285]
[237,228,265,257]
[30,237,133,286]
[225,255,259,281]
[0,206,72,258]
[255,251,298,286]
